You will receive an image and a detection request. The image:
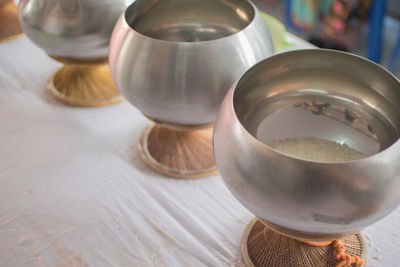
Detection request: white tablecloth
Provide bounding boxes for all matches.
[0,34,399,267]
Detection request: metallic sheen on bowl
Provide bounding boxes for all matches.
[19,0,131,60]
[109,0,274,125]
[214,49,400,241]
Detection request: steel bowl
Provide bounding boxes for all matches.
[18,0,131,60]
[214,49,400,241]
[109,0,273,125]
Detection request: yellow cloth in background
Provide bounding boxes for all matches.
[261,12,292,52]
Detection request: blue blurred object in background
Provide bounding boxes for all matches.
[285,0,386,63]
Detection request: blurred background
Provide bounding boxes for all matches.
[252,0,400,78]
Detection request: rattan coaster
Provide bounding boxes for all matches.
[47,62,123,107]
[242,218,367,267]
[0,1,23,43]
[138,123,218,179]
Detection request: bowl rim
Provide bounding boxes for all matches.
[230,48,400,165]
[123,0,259,44]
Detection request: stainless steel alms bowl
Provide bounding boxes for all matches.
[18,0,130,60]
[214,49,400,241]
[109,0,274,125]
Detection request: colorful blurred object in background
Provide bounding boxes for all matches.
[255,0,400,75]
[290,0,373,50]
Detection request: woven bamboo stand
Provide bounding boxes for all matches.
[138,122,218,179]
[0,0,23,43]
[47,57,123,107]
[242,218,367,267]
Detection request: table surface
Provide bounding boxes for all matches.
[1,33,399,267]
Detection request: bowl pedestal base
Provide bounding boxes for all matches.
[138,123,218,179]
[241,218,366,267]
[47,59,123,107]
[0,0,23,43]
